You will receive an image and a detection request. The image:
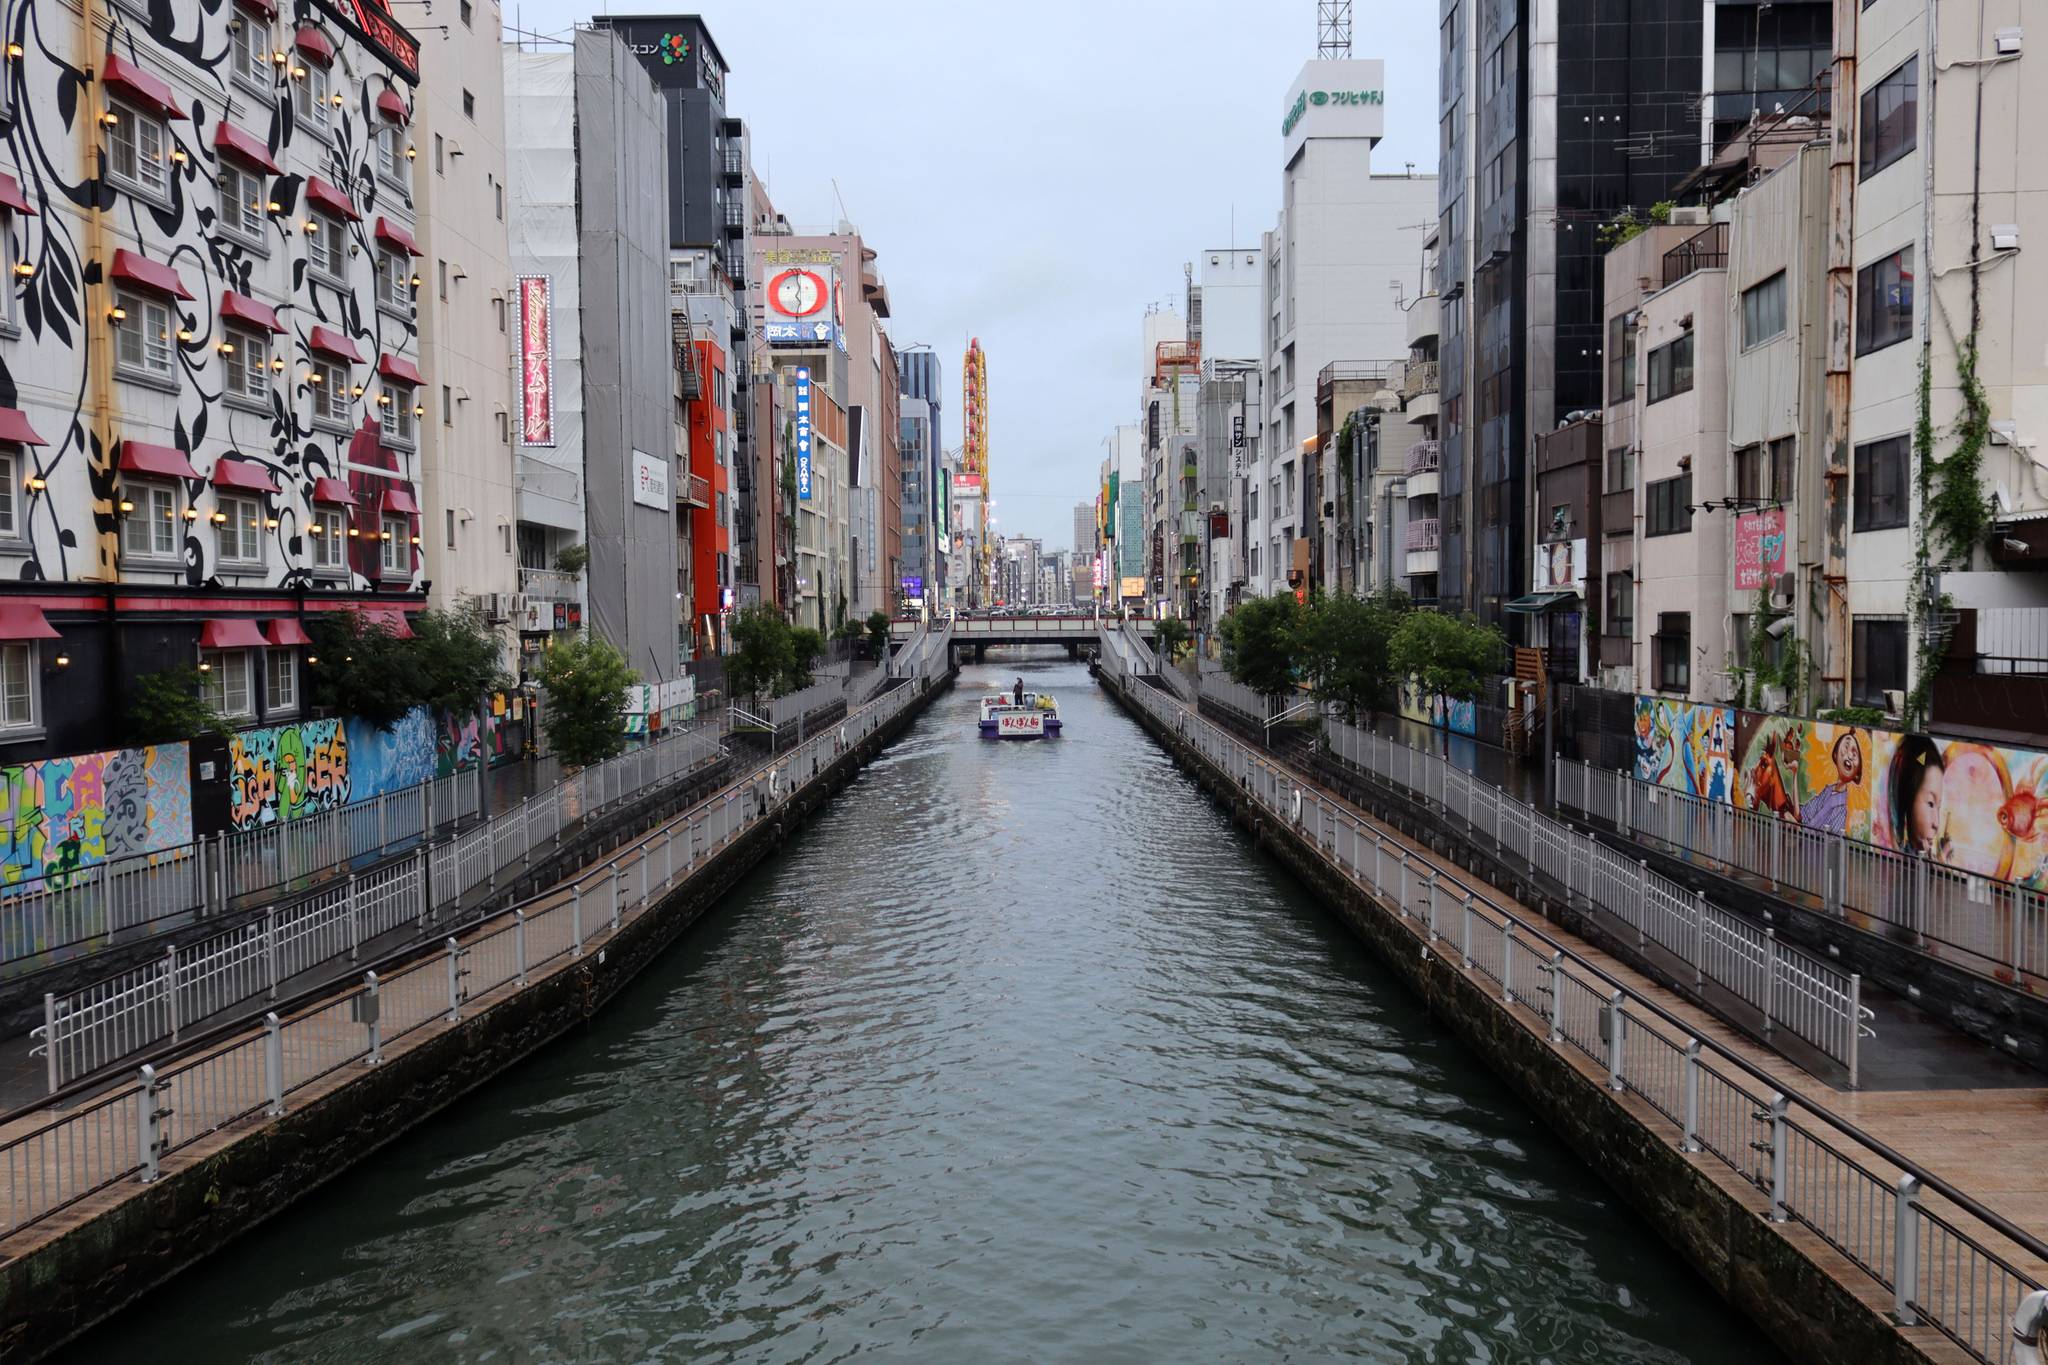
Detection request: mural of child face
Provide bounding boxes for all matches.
[1832,733,1862,786]
[1908,762,1944,851]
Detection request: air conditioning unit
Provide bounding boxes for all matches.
[510,593,534,618]
[1883,688,1906,715]
[483,592,511,623]
[1760,684,1788,712]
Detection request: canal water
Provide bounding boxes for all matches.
[76,656,1785,1364]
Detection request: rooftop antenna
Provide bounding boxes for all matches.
[1317,0,1352,59]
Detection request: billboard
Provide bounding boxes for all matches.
[631,450,668,509]
[1119,576,1145,599]
[1533,538,1587,593]
[952,473,983,497]
[794,366,813,501]
[1734,509,1788,591]
[766,320,841,347]
[516,275,554,447]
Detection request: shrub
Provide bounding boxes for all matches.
[1389,610,1506,701]
[124,666,228,745]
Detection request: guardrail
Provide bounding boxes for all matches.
[1557,757,2048,989]
[1114,675,2045,1365]
[0,637,953,1245]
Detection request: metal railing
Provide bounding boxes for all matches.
[1405,518,1441,552]
[1400,360,1439,400]
[1555,757,2048,989]
[1663,222,1729,287]
[0,634,954,1245]
[517,566,582,602]
[1406,439,1441,475]
[1111,675,2045,1365]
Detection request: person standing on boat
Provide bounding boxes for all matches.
[1013,677,1024,706]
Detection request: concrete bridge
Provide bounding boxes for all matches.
[891,614,1155,660]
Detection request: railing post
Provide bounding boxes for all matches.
[1827,836,1845,914]
[610,867,622,931]
[1501,921,1516,1003]
[1395,851,1410,916]
[1763,928,1779,1036]
[363,971,383,1064]
[1767,1094,1789,1222]
[571,885,584,957]
[1893,1174,1921,1325]
[1460,893,1474,968]
[1426,871,1441,941]
[514,909,528,986]
[163,945,181,1042]
[264,1010,283,1116]
[346,871,361,961]
[40,993,57,1094]
[1547,952,1564,1043]
[264,907,280,999]
[664,826,676,889]
[1693,892,1707,990]
[639,850,650,909]
[445,937,464,1022]
[1606,990,1626,1091]
[1848,974,1863,1090]
[1681,1039,1702,1151]
[521,796,534,869]
[418,845,432,927]
[138,1064,162,1182]
[1636,859,1649,949]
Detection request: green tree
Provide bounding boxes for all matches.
[1389,610,1507,702]
[305,611,425,729]
[1296,591,1405,720]
[865,609,891,654]
[412,602,511,718]
[726,603,793,702]
[1153,616,1191,664]
[786,626,826,692]
[553,542,589,576]
[124,666,229,745]
[1219,593,1304,696]
[537,634,636,769]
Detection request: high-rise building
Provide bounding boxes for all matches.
[901,349,946,614]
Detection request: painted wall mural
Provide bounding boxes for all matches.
[1632,697,1736,802]
[1869,733,2048,886]
[224,707,435,831]
[346,708,435,802]
[0,742,192,889]
[1398,677,1477,737]
[1734,716,1874,842]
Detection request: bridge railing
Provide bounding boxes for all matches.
[1113,677,2044,1365]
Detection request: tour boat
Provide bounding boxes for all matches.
[979,691,1063,739]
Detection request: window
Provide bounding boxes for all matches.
[293,64,331,134]
[1855,246,1914,355]
[231,12,273,89]
[312,359,350,423]
[1770,437,1795,503]
[460,0,472,24]
[222,326,270,402]
[1604,572,1633,638]
[0,451,14,538]
[375,249,410,311]
[308,212,347,280]
[495,181,504,220]
[218,493,263,564]
[445,507,456,549]
[1646,475,1692,536]
[114,290,175,380]
[0,642,36,731]
[1247,484,1258,521]
[202,649,253,718]
[380,514,409,574]
[217,162,266,244]
[107,104,169,198]
[437,258,448,301]
[496,410,510,444]
[311,505,346,569]
[1859,55,1917,179]
[433,133,444,174]
[375,125,409,186]
[1741,272,1786,348]
[264,648,296,713]
[441,384,453,426]
[1604,446,1633,494]
[1606,313,1637,405]
[1853,434,1909,530]
[380,385,416,444]
[1654,612,1691,692]
[121,480,179,558]
[462,89,475,119]
[1852,617,1908,708]
[1646,333,1694,403]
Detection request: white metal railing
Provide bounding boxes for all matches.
[1556,756,2048,989]
[0,636,954,1246]
[1196,669,1318,730]
[1108,675,2044,1365]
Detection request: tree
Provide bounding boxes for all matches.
[305,612,425,729]
[865,609,890,654]
[537,634,636,769]
[411,602,511,718]
[786,626,826,692]
[1153,616,1191,664]
[1296,591,1405,720]
[1389,610,1506,702]
[124,667,229,745]
[1219,592,1303,696]
[726,603,793,703]
[553,542,589,576]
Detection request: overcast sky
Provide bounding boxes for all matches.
[506,2,1441,547]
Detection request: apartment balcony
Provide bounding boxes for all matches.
[1406,439,1440,475]
[1400,360,1438,401]
[720,146,744,182]
[680,473,712,508]
[1404,517,1440,552]
[1602,488,1635,536]
[1316,361,1396,407]
[722,201,745,235]
[1662,223,1728,288]
[1405,294,1440,348]
[519,566,581,602]
[1405,388,1438,425]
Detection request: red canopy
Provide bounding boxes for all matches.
[0,603,59,641]
[236,0,277,18]
[219,290,284,334]
[0,173,35,217]
[311,476,356,505]
[199,618,268,649]
[307,325,362,362]
[377,353,422,386]
[305,176,359,222]
[373,216,420,256]
[293,26,334,65]
[211,458,280,494]
[110,249,193,301]
[357,606,413,639]
[118,440,199,480]
[375,88,409,123]
[101,54,186,121]
[380,487,420,515]
[265,618,312,647]
[0,406,47,447]
[213,121,281,175]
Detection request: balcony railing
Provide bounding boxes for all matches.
[1601,488,1634,535]
[1662,223,1728,287]
[1404,518,1441,552]
[1406,439,1441,475]
[1316,361,1397,405]
[1401,360,1439,401]
[681,473,712,508]
[519,566,581,602]
[723,201,745,232]
[721,147,744,178]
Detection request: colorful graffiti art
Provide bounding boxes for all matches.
[1734,715,1874,841]
[436,708,483,778]
[0,742,193,889]
[1869,732,2048,886]
[346,708,436,801]
[1633,698,1735,803]
[229,719,350,830]
[1398,678,1478,737]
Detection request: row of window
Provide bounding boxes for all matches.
[1627,607,1904,707]
[0,639,302,735]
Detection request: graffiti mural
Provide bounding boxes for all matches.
[1398,678,1477,737]
[0,742,192,888]
[228,719,350,830]
[345,709,436,801]
[1869,733,2048,886]
[1633,697,1735,803]
[1734,716,1875,842]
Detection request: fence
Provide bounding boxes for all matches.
[0,633,953,1247]
[1110,672,2045,1365]
[1556,758,2048,990]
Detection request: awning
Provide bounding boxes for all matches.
[375,88,409,123]
[373,216,419,256]
[380,487,419,515]
[310,476,356,505]
[100,53,186,121]
[236,0,277,18]
[1504,590,1583,615]
[357,606,413,639]
[109,249,192,300]
[219,290,284,334]
[0,406,47,447]
[293,25,334,65]
[265,618,311,647]
[0,173,36,217]
[210,457,279,494]
[117,440,199,480]
[0,602,59,642]
[377,352,422,386]
[304,176,359,221]
[199,618,267,649]
[213,121,281,175]
[307,325,362,362]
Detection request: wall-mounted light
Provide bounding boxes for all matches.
[343,654,353,663]
[108,305,126,322]
[263,517,278,529]
[290,64,307,78]
[266,200,283,213]
[330,92,344,106]
[270,357,285,371]
[183,507,200,520]
[379,530,391,541]
[301,219,319,234]
[408,275,421,289]
[6,43,24,59]
[170,149,187,165]
[273,50,289,64]
[376,392,391,406]
[197,658,212,673]
[210,510,228,524]
[176,327,193,342]
[306,653,319,665]
[411,404,424,417]
[218,340,236,355]
[53,650,69,669]
[117,496,135,513]
[307,370,323,384]
[347,526,360,538]
[351,383,365,397]
[24,474,45,491]
[409,534,420,546]
[12,263,32,278]
[99,111,119,127]
[405,145,417,160]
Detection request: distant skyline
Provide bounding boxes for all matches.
[507,2,1442,546]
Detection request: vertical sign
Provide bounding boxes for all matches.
[1733,509,1788,590]
[794,366,813,501]
[516,275,555,448]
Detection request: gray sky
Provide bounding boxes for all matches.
[505,2,1441,548]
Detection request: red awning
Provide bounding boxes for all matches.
[211,458,280,494]
[293,25,334,65]
[304,176,359,222]
[213,121,280,175]
[380,487,420,515]
[358,606,413,639]
[236,0,277,18]
[219,290,284,334]
[311,476,356,505]
[373,216,420,256]
[377,353,422,386]
[375,88,409,123]
[0,603,59,641]
[109,249,193,301]
[100,53,186,121]
[265,618,312,647]
[0,173,35,217]
[307,325,362,362]
[117,440,199,480]
[199,618,268,649]
[0,406,47,447]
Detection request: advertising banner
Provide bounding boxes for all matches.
[630,450,668,509]
[1533,538,1587,593]
[794,366,813,501]
[1734,509,1788,591]
[516,275,555,448]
